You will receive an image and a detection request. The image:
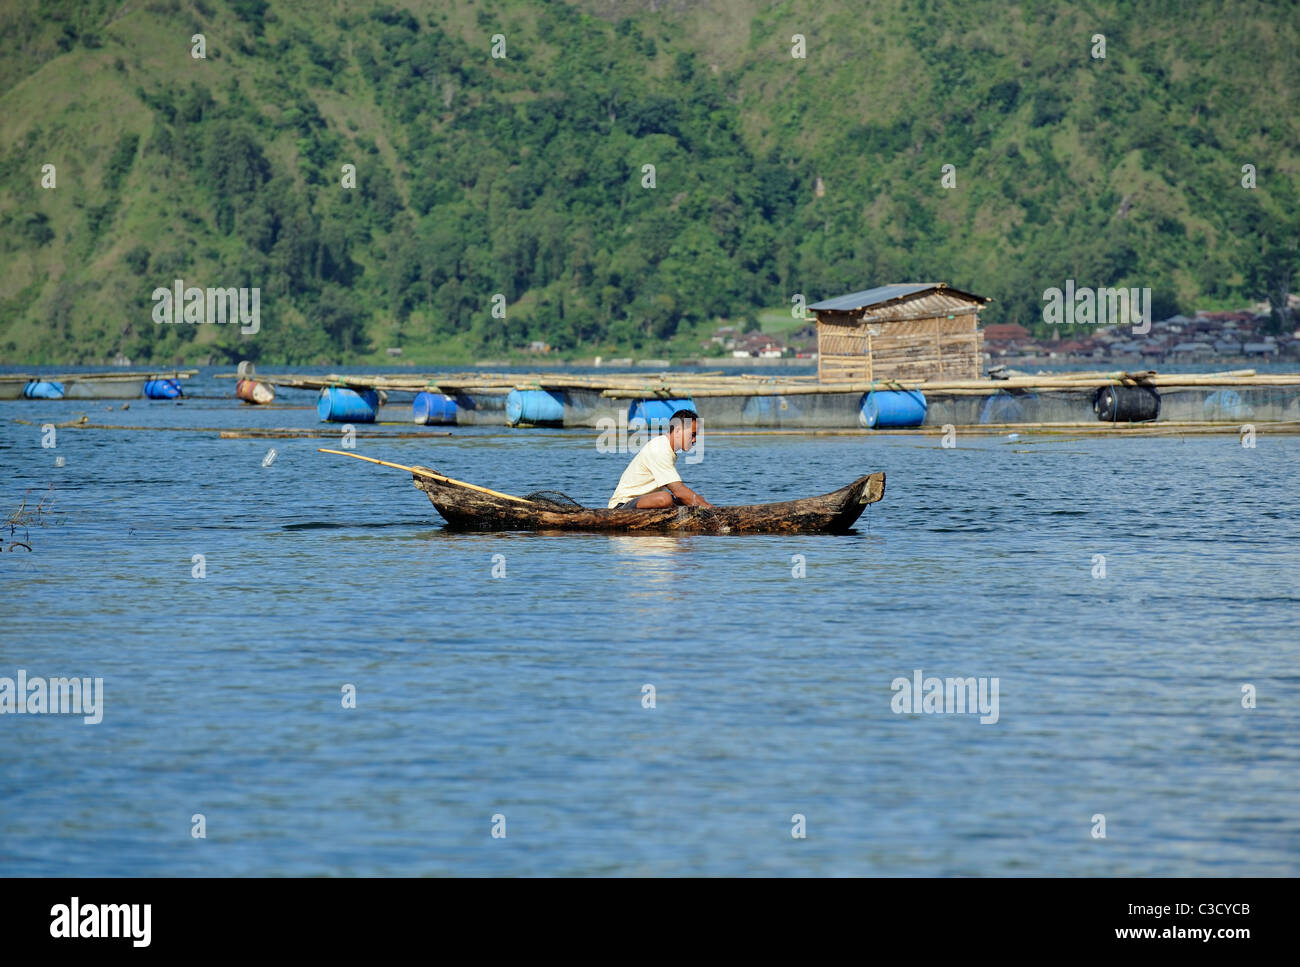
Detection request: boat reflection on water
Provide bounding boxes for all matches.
[604,534,694,601]
[603,534,691,557]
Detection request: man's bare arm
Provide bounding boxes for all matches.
[668,481,713,508]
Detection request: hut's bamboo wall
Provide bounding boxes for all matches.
[816,289,987,381]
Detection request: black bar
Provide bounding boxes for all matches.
[0,877,1283,954]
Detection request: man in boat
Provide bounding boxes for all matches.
[608,409,714,509]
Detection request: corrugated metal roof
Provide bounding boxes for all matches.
[806,282,987,311]
[808,283,941,312]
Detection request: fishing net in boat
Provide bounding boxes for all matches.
[524,490,586,511]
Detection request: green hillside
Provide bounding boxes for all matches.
[1,0,1297,364]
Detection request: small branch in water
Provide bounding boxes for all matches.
[4,484,58,551]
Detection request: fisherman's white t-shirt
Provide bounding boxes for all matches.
[608,434,681,507]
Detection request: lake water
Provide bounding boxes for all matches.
[2,372,1298,875]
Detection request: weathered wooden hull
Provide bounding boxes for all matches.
[411,468,885,534]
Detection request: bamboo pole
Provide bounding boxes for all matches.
[221,368,1300,398]
[224,370,755,391]
[257,373,1300,397]
[600,374,1300,397]
[221,430,448,439]
[8,419,447,437]
[2,369,198,383]
[707,420,1300,437]
[317,448,532,503]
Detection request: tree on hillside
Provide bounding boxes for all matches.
[1247,215,1299,335]
[1231,180,1300,335]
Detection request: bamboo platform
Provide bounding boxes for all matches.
[10,413,1292,440]
[214,370,813,393]
[7,417,448,438]
[0,369,197,383]
[203,367,1300,428]
[714,420,1300,437]
[217,368,1300,398]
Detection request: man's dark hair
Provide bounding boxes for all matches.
[668,408,699,427]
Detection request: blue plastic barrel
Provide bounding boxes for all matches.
[506,389,565,426]
[23,381,65,400]
[627,397,696,426]
[317,386,379,423]
[860,390,927,428]
[144,378,183,399]
[413,391,458,425]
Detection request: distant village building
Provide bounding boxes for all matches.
[709,325,738,348]
[982,323,1030,343]
[730,332,786,358]
[808,283,992,381]
[790,322,817,343]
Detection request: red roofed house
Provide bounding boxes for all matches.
[983,324,1031,342]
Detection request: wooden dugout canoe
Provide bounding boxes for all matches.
[410,465,885,534]
[317,449,885,533]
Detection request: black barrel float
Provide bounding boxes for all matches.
[1094,384,1160,422]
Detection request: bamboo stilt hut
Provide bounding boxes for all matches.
[810,283,992,382]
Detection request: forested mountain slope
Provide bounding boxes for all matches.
[1,0,1296,363]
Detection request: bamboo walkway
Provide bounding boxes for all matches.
[11,415,1292,440]
[218,368,1300,398]
[0,369,198,383]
